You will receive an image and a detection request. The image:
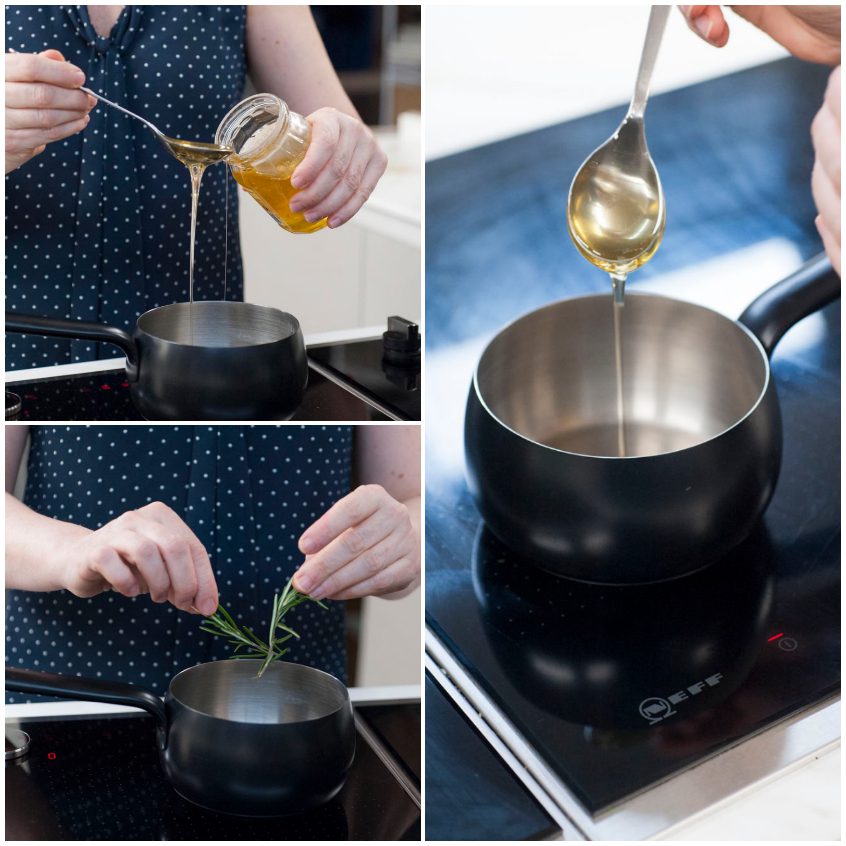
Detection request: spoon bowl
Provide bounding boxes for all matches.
[565,5,670,303]
[567,116,665,275]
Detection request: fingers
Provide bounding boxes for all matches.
[812,163,841,244]
[678,5,730,47]
[297,485,385,558]
[309,523,411,600]
[6,106,93,130]
[5,50,85,88]
[77,503,218,615]
[824,66,841,124]
[5,114,90,152]
[292,486,419,601]
[815,215,841,277]
[88,546,142,598]
[135,502,218,614]
[326,151,387,228]
[5,51,94,168]
[811,102,841,191]
[288,109,387,227]
[290,108,340,190]
[295,504,406,598]
[289,116,358,212]
[330,557,419,601]
[109,528,173,603]
[6,82,95,111]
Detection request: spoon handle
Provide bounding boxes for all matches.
[79,85,162,137]
[628,5,671,119]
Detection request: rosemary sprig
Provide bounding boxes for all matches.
[199,575,327,678]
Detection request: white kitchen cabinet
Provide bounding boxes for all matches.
[240,124,420,335]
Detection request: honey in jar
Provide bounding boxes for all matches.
[215,93,327,234]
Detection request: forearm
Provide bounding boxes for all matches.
[5,493,91,591]
[246,5,360,119]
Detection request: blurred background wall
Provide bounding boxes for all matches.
[425,5,787,159]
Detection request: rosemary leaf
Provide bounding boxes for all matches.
[199,575,326,678]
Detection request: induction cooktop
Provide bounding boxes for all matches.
[5,329,421,422]
[5,702,420,841]
[425,301,840,837]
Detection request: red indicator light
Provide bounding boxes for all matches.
[767,633,784,642]
[100,384,111,391]
[47,752,57,760]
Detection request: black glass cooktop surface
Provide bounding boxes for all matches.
[5,704,420,841]
[427,310,840,814]
[6,339,420,422]
[425,59,840,820]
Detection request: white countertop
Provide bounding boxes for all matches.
[659,745,841,841]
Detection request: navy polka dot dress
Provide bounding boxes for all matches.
[6,426,353,702]
[5,5,246,369]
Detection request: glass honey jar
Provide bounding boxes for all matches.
[215,93,327,234]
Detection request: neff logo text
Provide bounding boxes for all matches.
[638,673,724,725]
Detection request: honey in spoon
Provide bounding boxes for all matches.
[567,116,665,304]
[566,5,669,304]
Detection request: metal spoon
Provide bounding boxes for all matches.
[7,47,231,163]
[567,5,670,304]
[80,85,232,165]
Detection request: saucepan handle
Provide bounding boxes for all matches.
[5,312,139,380]
[6,666,167,744]
[738,252,840,357]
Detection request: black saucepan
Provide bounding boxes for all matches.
[6,660,355,817]
[5,301,308,420]
[465,253,840,583]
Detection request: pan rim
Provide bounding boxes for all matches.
[167,658,351,725]
[470,291,772,461]
[136,300,300,349]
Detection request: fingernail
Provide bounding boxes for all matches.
[294,571,314,594]
[310,586,326,601]
[199,599,217,616]
[694,15,713,40]
[290,173,305,188]
[328,217,341,229]
[289,199,303,211]
[304,211,320,223]
[299,535,318,554]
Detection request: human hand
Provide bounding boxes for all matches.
[292,485,420,600]
[5,49,96,174]
[811,66,841,276]
[59,502,219,615]
[678,6,841,65]
[288,107,388,229]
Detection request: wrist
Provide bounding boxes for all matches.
[6,498,93,592]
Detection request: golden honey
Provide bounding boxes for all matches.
[216,94,328,235]
[567,162,664,276]
[230,160,327,234]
